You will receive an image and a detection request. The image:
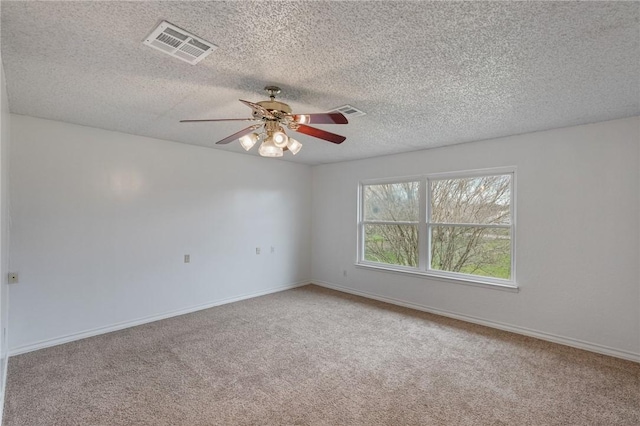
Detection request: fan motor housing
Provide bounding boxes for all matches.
[257,100,292,114]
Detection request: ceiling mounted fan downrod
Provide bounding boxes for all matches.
[264,85,281,101]
[257,86,292,120]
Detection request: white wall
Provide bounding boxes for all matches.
[8,115,311,352]
[312,117,640,360]
[6,114,639,362]
[0,55,10,393]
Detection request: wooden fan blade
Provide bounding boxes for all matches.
[180,118,259,123]
[239,99,275,120]
[293,124,346,144]
[292,113,348,125]
[215,125,262,145]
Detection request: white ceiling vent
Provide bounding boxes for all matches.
[143,21,217,65]
[331,104,366,118]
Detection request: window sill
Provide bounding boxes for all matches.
[354,262,520,292]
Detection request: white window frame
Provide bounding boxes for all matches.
[358,175,423,273]
[357,167,517,290]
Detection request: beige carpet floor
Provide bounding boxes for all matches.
[3,285,639,425]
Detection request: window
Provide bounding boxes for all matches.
[362,181,420,267]
[358,168,515,288]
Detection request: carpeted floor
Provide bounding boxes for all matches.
[3,285,639,425]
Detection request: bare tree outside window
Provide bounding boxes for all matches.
[360,173,513,282]
[430,175,511,279]
[363,182,419,267]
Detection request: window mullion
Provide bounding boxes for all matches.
[419,177,428,271]
[362,220,419,226]
[429,223,511,228]
[357,183,364,262]
[510,171,516,284]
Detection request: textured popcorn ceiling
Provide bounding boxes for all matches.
[1,1,638,165]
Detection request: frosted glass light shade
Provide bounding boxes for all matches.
[258,137,283,157]
[272,130,289,148]
[239,133,259,151]
[287,138,302,155]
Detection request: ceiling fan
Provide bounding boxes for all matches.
[180,86,348,157]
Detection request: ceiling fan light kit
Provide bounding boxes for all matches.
[258,136,283,157]
[287,138,302,155]
[181,86,348,157]
[272,129,289,148]
[239,132,260,151]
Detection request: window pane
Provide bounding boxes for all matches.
[364,182,419,221]
[364,224,418,267]
[431,175,511,225]
[430,226,511,279]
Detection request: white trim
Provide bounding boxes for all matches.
[355,262,519,291]
[356,182,363,265]
[427,166,516,180]
[418,176,427,270]
[429,222,510,228]
[362,220,419,226]
[0,352,7,424]
[510,169,517,283]
[313,280,640,364]
[360,175,424,185]
[0,294,10,425]
[8,281,310,356]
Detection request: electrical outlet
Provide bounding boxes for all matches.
[256,247,261,255]
[343,269,347,277]
[184,254,190,263]
[270,246,275,254]
[8,273,18,284]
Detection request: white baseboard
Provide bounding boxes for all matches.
[9,281,311,357]
[0,352,7,424]
[313,280,640,363]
